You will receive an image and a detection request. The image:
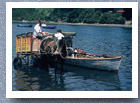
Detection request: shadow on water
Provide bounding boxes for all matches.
[13,65,121,91]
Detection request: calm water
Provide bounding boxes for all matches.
[12,23,132,91]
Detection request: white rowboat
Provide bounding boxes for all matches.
[65,54,123,72]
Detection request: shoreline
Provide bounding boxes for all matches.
[12,20,132,28]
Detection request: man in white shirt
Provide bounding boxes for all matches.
[34,21,51,39]
[54,29,64,54]
[33,21,44,39]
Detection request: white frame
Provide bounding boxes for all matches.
[6,2,138,98]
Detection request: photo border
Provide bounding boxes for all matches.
[6,2,138,98]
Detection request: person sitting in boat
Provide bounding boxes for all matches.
[74,48,86,54]
[54,29,64,54]
[33,20,51,39]
[74,48,78,52]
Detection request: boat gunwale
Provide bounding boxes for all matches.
[66,55,123,60]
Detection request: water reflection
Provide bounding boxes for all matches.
[13,65,121,91]
[13,66,65,91]
[63,65,121,91]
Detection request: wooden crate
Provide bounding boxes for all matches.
[32,36,54,52]
[21,35,26,52]
[16,32,33,53]
[32,39,42,52]
[26,34,33,52]
[16,36,21,53]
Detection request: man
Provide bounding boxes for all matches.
[54,29,64,40]
[54,29,64,54]
[33,20,50,39]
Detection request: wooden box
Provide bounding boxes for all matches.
[21,35,26,52]
[16,36,21,53]
[32,39,42,52]
[16,32,33,53]
[26,34,33,52]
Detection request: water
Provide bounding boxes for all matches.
[12,23,132,91]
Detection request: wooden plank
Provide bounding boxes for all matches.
[16,36,21,53]
[26,34,33,52]
[32,39,42,52]
[21,35,26,52]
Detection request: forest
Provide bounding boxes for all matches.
[12,8,132,24]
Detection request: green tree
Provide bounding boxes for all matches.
[12,8,128,24]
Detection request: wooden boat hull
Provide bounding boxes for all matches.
[65,56,123,72]
[17,24,32,27]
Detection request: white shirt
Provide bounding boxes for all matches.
[33,24,42,37]
[54,33,64,40]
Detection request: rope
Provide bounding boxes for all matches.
[40,38,55,54]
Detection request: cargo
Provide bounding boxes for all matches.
[26,34,33,52]
[32,39,42,52]
[16,36,21,53]
[16,32,33,53]
[21,35,26,52]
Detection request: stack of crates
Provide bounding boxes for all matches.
[16,32,33,53]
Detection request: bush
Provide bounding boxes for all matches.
[99,12,111,24]
[99,12,125,24]
[83,10,101,23]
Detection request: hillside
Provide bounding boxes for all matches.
[12,8,132,24]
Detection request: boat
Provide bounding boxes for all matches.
[65,53,123,72]
[42,26,56,29]
[17,24,32,27]
[22,20,27,23]
[42,24,56,29]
